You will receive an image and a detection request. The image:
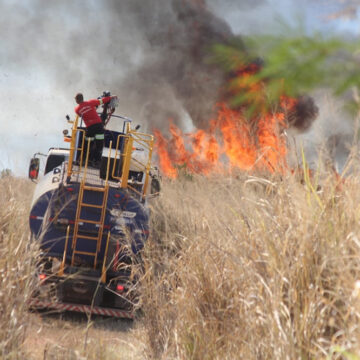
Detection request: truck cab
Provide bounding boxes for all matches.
[44,148,70,175]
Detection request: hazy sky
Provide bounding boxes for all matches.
[0,0,358,176]
[212,0,360,35]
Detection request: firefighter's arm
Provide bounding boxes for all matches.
[88,99,102,107]
[101,96,117,105]
[88,96,118,108]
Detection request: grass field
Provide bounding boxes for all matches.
[142,162,360,359]
[1,160,360,359]
[0,175,37,359]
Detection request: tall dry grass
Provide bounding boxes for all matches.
[141,161,360,359]
[0,175,142,360]
[0,175,37,359]
[4,156,360,359]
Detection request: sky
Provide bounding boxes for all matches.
[213,0,360,35]
[0,0,358,176]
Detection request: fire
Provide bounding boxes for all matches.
[154,103,292,178]
[154,64,297,178]
[217,105,256,171]
[256,112,287,173]
[153,129,177,179]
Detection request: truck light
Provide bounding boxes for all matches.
[66,187,74,192]
[116,284,124,292]
[39,274,47,281]
[57,218,69,225]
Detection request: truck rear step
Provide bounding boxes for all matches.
[29,299,134,319]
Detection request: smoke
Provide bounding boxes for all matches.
[1,0,237,133]
[1,0,341,175]
[287,95,319,132]
[287,91,354,173]
[1,0,320,131]
[105,0,236,130]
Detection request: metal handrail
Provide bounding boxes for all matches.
[110,130,154,199]
[65,114,154,201]
[105,141,112,184]
[70,129,86,175]
[82,137,91,182]
[66,115,79,180]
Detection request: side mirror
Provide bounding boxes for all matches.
[28,157,40,180]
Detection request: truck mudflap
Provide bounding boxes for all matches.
[28,298,135,319]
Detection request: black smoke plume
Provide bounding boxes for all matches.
[106,0,235,130]
[1,0,317,133]
[287,95,319,132]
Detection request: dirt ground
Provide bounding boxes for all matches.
[23,311,146,360]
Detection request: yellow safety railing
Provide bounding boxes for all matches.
[66,115,79,180]
[65,115,154,200]
[66,115,90,181]
[111,129,154,200]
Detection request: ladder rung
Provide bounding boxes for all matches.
[73,250,97,256]
[83,185,107,192]
[74,234,100,241]
[78,219,102,225]
[80,202,104,209]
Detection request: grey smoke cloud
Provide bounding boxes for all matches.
[0,0,315,123]
[0,0,352,175]
[287,91,354,173]
[105,0,235,130]
[0,0,234,174]
[1,0,235,131]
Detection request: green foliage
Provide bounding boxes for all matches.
[212,30,360,112]
[327,345,360,360]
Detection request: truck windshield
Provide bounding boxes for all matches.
[45,155,65,174]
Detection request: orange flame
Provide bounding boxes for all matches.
[154,64,297,178]
[154,103,291,177]
[217,105,256,171]
[153,129,178,179]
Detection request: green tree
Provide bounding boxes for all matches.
[212,29,360,114]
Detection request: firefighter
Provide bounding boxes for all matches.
[74,92,117,167]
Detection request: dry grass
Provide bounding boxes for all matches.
[0,175,37,359]
[4,156,360,359]
[141,162,360,359]
[0,175,143,359]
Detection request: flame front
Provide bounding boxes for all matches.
[154,65,296,178]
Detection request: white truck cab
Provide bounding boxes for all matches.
[44,148,70,175]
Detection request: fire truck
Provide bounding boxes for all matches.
[28,93,159,318]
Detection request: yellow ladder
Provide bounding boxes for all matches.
[71,182,109,269]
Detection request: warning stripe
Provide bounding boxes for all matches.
[29,299,134,319]
[30,215,44,220]
[30,215,108,229]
